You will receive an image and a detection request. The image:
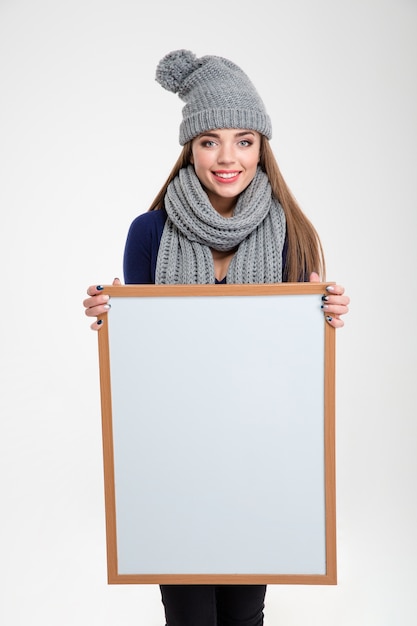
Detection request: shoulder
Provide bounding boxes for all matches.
[127,208,167,239]
[123,209,167,285]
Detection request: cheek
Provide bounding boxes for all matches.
[243,157,259,173]
[192,154,211,173]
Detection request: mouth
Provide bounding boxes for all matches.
[212,170,241,183]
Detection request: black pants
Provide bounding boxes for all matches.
[160,584,267,626]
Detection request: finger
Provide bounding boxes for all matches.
[323,295,350,306]
[90,319,104,331]
[325,315,345,329]
[309,271,321,283]
[86,279,122,298]
[322,303,349,317]
[325,284,346,296]
[83,293,110,311]
[86,284,107,297]
[84,301,111,318]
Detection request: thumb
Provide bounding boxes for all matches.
[112,277,122,286]
[309,271,320,283]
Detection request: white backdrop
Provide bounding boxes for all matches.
[1,1,416,624]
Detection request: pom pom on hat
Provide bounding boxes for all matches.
[155,49,272,145]
[155,49,203,94]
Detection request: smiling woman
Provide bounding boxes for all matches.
[82,48,350,626]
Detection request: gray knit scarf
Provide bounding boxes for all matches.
[155,165,286,284]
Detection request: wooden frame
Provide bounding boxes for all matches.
[97,283,336,585]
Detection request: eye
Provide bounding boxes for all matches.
[202,140,217,147]
[238,139,252,147]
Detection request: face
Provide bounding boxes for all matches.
[190,128,261,217]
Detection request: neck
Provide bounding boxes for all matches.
[207,193,236,218]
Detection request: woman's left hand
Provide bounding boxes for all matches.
[309,272,350,328]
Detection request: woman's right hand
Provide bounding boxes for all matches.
[83,277,121,330]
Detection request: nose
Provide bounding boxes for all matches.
[217,142,236,164]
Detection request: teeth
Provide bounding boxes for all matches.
[215,172,238,179]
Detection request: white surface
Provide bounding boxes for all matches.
[1,0,416,624]
[108,294,326,575]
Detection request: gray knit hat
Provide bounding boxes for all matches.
[155,49,272,145]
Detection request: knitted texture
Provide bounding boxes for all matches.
[155,166,286,284]
[155,49,272,145]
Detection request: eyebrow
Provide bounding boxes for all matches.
[199,130,256,139]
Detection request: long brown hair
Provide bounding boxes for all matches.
[147,136,325,281]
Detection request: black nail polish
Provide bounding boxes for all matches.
[97,285,104,291]
[97,319,103,325]
[321,295,329,301]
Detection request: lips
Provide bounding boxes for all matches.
[212,170,240,183]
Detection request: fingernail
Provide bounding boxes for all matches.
[326,316,333,323]
[321,295,329,301]
[103,304,111,310]
[97,319,103,325]
[321,304,329,310]
[326,285,335,292]
[97,285,104,291]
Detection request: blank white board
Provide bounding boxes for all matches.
[97,283,336,584]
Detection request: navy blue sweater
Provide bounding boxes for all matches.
[123,208,288,284]
[123,209,168,284]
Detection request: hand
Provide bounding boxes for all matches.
[83,277,121,330]
[309,272,350,328]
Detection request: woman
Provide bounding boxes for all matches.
[83,49,350,626]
